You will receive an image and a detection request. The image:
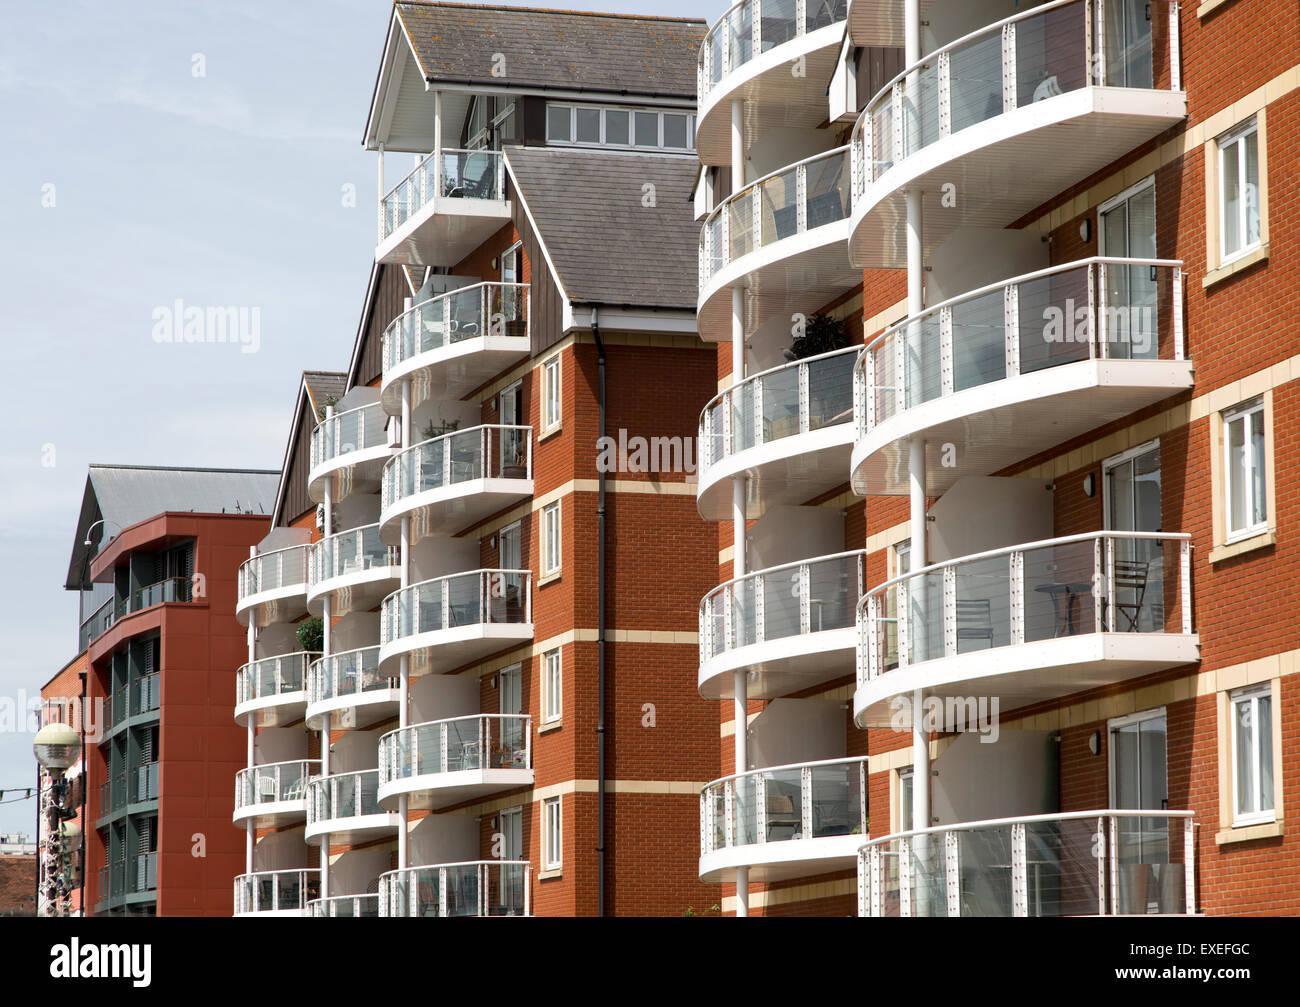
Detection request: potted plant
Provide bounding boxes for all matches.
[296,617,323,654]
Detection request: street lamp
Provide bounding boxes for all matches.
[34,722,84,917]
[33,723,80,775]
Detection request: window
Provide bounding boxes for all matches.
[542,502,561,578]
[545,104,571,143]
[1223,399,1267,541]
[1230,685,1275,826]
[542,354,561,433]
[543,649,561,724]
[898,769,914,833]
[545,102,696,152]
[543,797,562,871]
[1218,120,1261,264]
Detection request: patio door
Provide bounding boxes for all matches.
[1101,0,1153,89]
[498,663,523,767]
[498,805,523,913]
[1104,441,1162,632]
[499,380,524,475]
[1109,709,1171,910]
[1099,178,1158,360]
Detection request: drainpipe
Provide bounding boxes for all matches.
[592,306,608,918]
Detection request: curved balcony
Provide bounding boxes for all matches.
[698,146,858,344]
[306,524,400,619]
[855,532,1199,728]
[696,0,848,166]
[379,425,533,546]
[309,893,380,917]
[307,402,393,505]
[848,0,1185,268]
[858,810,1197,917]
[380,282,530,414]
[305,769,402,846]
[850,258,1192,496]
[234,651,317,728]
[379,570,533,678]
[233,760,320,828]
[377,715,532,812]
[233,869,320,917]
[699,550,864,699]
[305,646,399,731]
[377,148,511,267]
[698,347,856,520]
[236,544,311,627]
[378,861,531,917]
[701,757,868,883]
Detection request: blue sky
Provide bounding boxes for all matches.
[0,0,724,836]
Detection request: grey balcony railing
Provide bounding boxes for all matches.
[234,869,321,915]
[307,646,393,705]
[382,424,533,511]
[378,715,532,787]
[383,282,530,373]
[853,258,1186,438]
[858,532,1193,687]
[701,756,868,856]
[310,401,390,473]
[309,525,397,587]
[309,893,380,918]
[697,0,848,100]
[132,762,159,803]
[133,673,160,716]
[378,861,530,917]
[235,760,320,812]
[238,543,311,602]
[858,810,1196,917]
[700,550,865,664]
[98,861,125,902]
[700,145,850,286]
[236,652,317,707]
[134,852,157,893]
[380,148,506,240]
[850,0,1182,199]
[306,769,384,829]
[79,597,115,649]
[701,345,858,478]
[380,569,532,647]
[111,687,127,726]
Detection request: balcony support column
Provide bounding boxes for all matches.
[730,280,750,918]
[398,377,412,873]
[319,713,330,904]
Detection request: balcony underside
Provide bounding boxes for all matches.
[307,445,393,506]
[232,801,308,829]
[854,631,1201,728]
[700,835,862,883]
[700,627,856,700]
[380,338,532,415]
[697,25,846,166]
[378,769,534,812]
[379,478,533,545]
[698,424,855,521]
[851,358,1195,496]
[306,566,402,619]
[235,693,307,729]
[378,624,535,678]
[847,0,929,47]
[305,813,403,847]
[376,198,512,268]
[236,588,309,628]
[849,88,1187,269]
[305,690,402,732]
[699,220,856,343]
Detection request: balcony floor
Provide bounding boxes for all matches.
[700,834,862,883]
[378,768,534,812]
[700,627,857,700]
[699,423,855,521]
[379,623,535,678]
[377,197,512,268]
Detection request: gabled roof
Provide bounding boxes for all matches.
[505,145,699,310]
[303,371,347,421]
[269,371,346,528]
[395,2,706,96]
[65,465,280,589]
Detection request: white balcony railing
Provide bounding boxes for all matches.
[700,145,850,287]
[850,0,1182,201]
[858,532,1193,687]
[853,258,1185,438]
[701,756,868,855]
[381,425,532,510]
[378,861,530,917]
[309,524,397,586]
[700,550,864,664]
[858,810,1196,917]
[380,570,533,647]
[236,652,317,706]
[309,893,380,918]
[380,148,506,241]
[378,715,532,787]
[234,869,320,915]
[235,760,319,812]
[238,543,311,603]
[309,402,390,473]
[306,769,384,828]
[700,346,857,478]
[383,282,529,374]
[307,646,392,705]
[697,0,849,100]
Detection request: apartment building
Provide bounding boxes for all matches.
[61,463,278,915]
[232,2,721,917]
[692,0,1300,916]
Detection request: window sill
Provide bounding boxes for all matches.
[1203,243,1269,288]
[1196,0,1236,17]
[538,571,562,588]
[538,868,563,881]
[1209,529,1276,564]
[1215,819,1283,845]
[538,424,562,444]
[538,719,562,735]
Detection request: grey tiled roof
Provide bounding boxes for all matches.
[505,146,699,310]
[303,371,347,421]
[396,2,707,97]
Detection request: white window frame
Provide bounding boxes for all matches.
[545,102,696,152]
[542,502,561,578]
[542,649,562,724]
[542,354,562,434]
[1106,707,1167,809]
[897,768,914,833]
[1217,119,1261,266]
[543,796,562,871]
[1230,683,1275,827]
[1222,398,1267,543]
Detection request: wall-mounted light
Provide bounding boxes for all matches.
[491,256,499,271]
[489,675,498,690]
[489,533,497,550]
[1088,730,1101,756]
[1079,217,1093,243]
[1083,472,1096,498]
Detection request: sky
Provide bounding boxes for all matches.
[0,0,724,836]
